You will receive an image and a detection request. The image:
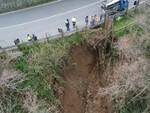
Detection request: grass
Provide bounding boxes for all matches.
[113,7,150,113]
[0,0,55,13]
[0,51,7,60]
[113,14,144,37]
[14,32,85,105]
[15,56,28,73]
[0,51,7,77]
[113,15,134,37]
[0,86,26,113]
[9,6,150,113]
[115,90,148,113]
[114,16,134,30]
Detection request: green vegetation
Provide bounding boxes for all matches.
[0,86,26,113]
[14,32,84,105]
[0,51,7,76]
[0,51,7,60]
[143,40,150,58]
[114,16,134,30]
[15,56,28,73]
[113,15,144,37]
[115,90,148,113]
[113,15,133,37]
[113,6,150,113]
[0,0,54,13]
[1,4,149,113]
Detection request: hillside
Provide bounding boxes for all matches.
[0,3,150,113]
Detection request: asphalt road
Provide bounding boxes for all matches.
[0,0,136,47]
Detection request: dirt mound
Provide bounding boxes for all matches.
[62,44,113,113]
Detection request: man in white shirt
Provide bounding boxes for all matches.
[72,17,77,28]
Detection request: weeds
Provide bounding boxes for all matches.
[114,18,144,38]
[114,5,150,113]
[110,43,119,64]
[14,32,84,105]
[0,86,26,113]
[113,15,133,37]
[15,57,28,73]
[114,16,133,30]
[115,90,148,113]
[0,51,7,76]
[142,39,150,58]
[0,51,7,60]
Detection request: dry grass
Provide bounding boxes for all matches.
[99,5,150,113]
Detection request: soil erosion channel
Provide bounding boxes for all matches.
[62,44,113,113]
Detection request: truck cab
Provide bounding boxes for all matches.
[101,0,129,15]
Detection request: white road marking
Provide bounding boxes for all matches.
[0,0,147,30]
[0,0,63,16]
[0,1,100,30]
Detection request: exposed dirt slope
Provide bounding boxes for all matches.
[62,44,113,113]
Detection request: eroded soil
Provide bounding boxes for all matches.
[62,44,113,113]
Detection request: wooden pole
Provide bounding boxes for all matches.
[104,15,109,32]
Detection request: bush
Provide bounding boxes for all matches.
[15,56,28,72]
[18,43,41,56]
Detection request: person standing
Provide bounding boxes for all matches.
[32,34,37,41]
[58,28,64,38]
[85,16,89,26]
[100,14,103,23]
[72,17,77,28]
[27,34,32,41]
[90,16,95,27]
[14,38,20,45]
[96,15,99,25]
[94,14,99,25]
[65,19,70,31]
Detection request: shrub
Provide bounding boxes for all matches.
[15,56,28,73]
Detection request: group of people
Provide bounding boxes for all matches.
[88,14,104,27]
[27,34,37,42]
[65,17,77,31]
[14,34,38,45]
[14,14,104,46]
[64,14,103,32]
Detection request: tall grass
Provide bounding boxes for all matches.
[14,32,84,105]
[0,86,26,113]
[114,5,150,113]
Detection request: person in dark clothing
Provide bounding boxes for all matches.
[65,19,70,31]
[14,38,20,45]
[58,28,64,38]
[85,16,89,26]
[100,14,103,23]
[32,34,37,41]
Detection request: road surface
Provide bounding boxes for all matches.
[0,0,135,48]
